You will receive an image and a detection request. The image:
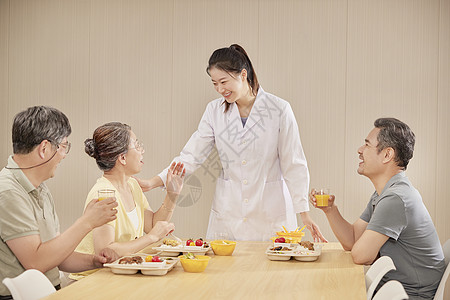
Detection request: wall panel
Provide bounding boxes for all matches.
[346,0,440,225]
[0,0,9,163]
[436,0,450,243]
[7,0,91,222]
[258,0,348,241]
[1,0,448,244]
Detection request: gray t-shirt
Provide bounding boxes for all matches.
[361,172,445,299]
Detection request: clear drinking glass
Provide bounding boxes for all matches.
[98,189,115,201]
[315,188,330,207]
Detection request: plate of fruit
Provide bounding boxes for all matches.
[153,238,211,256]
[265,241,322,262]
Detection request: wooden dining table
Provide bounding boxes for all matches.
[43,242,366,299]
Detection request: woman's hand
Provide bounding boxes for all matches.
[148,221,175,241]
[133,177,153,192]
[166,162,186,198]
[309,189,336,214]
[300,212,328,243]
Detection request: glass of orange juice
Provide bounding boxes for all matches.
[315,188,330,207]
[98,189,115,201]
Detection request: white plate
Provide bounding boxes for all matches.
[153,244,211,256]
[265,244,322,262]
[104,254,179,276]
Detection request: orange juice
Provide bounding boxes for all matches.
[98,189,115,201]
[315,194,330,207]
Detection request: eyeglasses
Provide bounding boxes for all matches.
[57,141,71,154]
[129,140,144,153]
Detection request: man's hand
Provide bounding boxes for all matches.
[82,198,118,230]
[92,248,120,268]
[309,189,336,214]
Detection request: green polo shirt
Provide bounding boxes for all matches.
[0,156,60,296]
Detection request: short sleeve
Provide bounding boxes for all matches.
[366,194,407,240]
[360,200,372,223]
[0,190,40,241]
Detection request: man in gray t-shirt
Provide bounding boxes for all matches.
[310,118,445,300]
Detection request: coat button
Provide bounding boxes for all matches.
[243,217,247,222]
[244,198,249,203]
[242,160,247,165]
[243,179,248,185]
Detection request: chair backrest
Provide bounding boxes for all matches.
[443,239,450,267]
[2,269,56,300]
[366,256,396,300]
[434,262,450,300]
[372,280,408,300]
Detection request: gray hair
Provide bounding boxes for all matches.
[12,106,72,154]
[374,118,415,170]
[85,122,131,171]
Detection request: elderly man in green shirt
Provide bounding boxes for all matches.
[0,106,119,299]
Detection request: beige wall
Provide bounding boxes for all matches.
[0,0,449,244]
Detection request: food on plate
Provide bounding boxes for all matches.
[163,239,181,247]
[145,255,153,262]
[119,256,143,264]
[182,252,197,259]
[270,246,291,251]
[184,238,209,248]
[299,241,315,251]
[152,256,161,262]
[274,237,286,243]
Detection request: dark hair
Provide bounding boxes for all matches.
[207,44,259,113]
[85,122,131,171]
[374,118,415,170]
[12,106,72,154]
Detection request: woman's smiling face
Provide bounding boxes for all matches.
[209,67,248,104]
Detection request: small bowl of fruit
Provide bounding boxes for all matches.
[179,253,211,273]
[210,240,237,256]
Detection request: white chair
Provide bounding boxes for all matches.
[366,256,397,300]
[372,280,408,300]
[2,269,56,300]
[434,261,450,300]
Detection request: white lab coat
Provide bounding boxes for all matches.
[158,87,310,241]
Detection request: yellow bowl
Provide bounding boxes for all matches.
[179,255,211,273]
[210,240,237,256]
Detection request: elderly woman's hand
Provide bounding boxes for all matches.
[166,162,186,198]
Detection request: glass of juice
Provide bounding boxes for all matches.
[98,189,115,201]
[315,188,330,207]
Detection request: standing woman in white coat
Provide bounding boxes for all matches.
[138,44,326,242]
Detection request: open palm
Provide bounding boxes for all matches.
[166,162,186,195]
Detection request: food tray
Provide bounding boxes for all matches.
[152,244,211,256]
[265,244,322,262]
[104,254,179,276]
